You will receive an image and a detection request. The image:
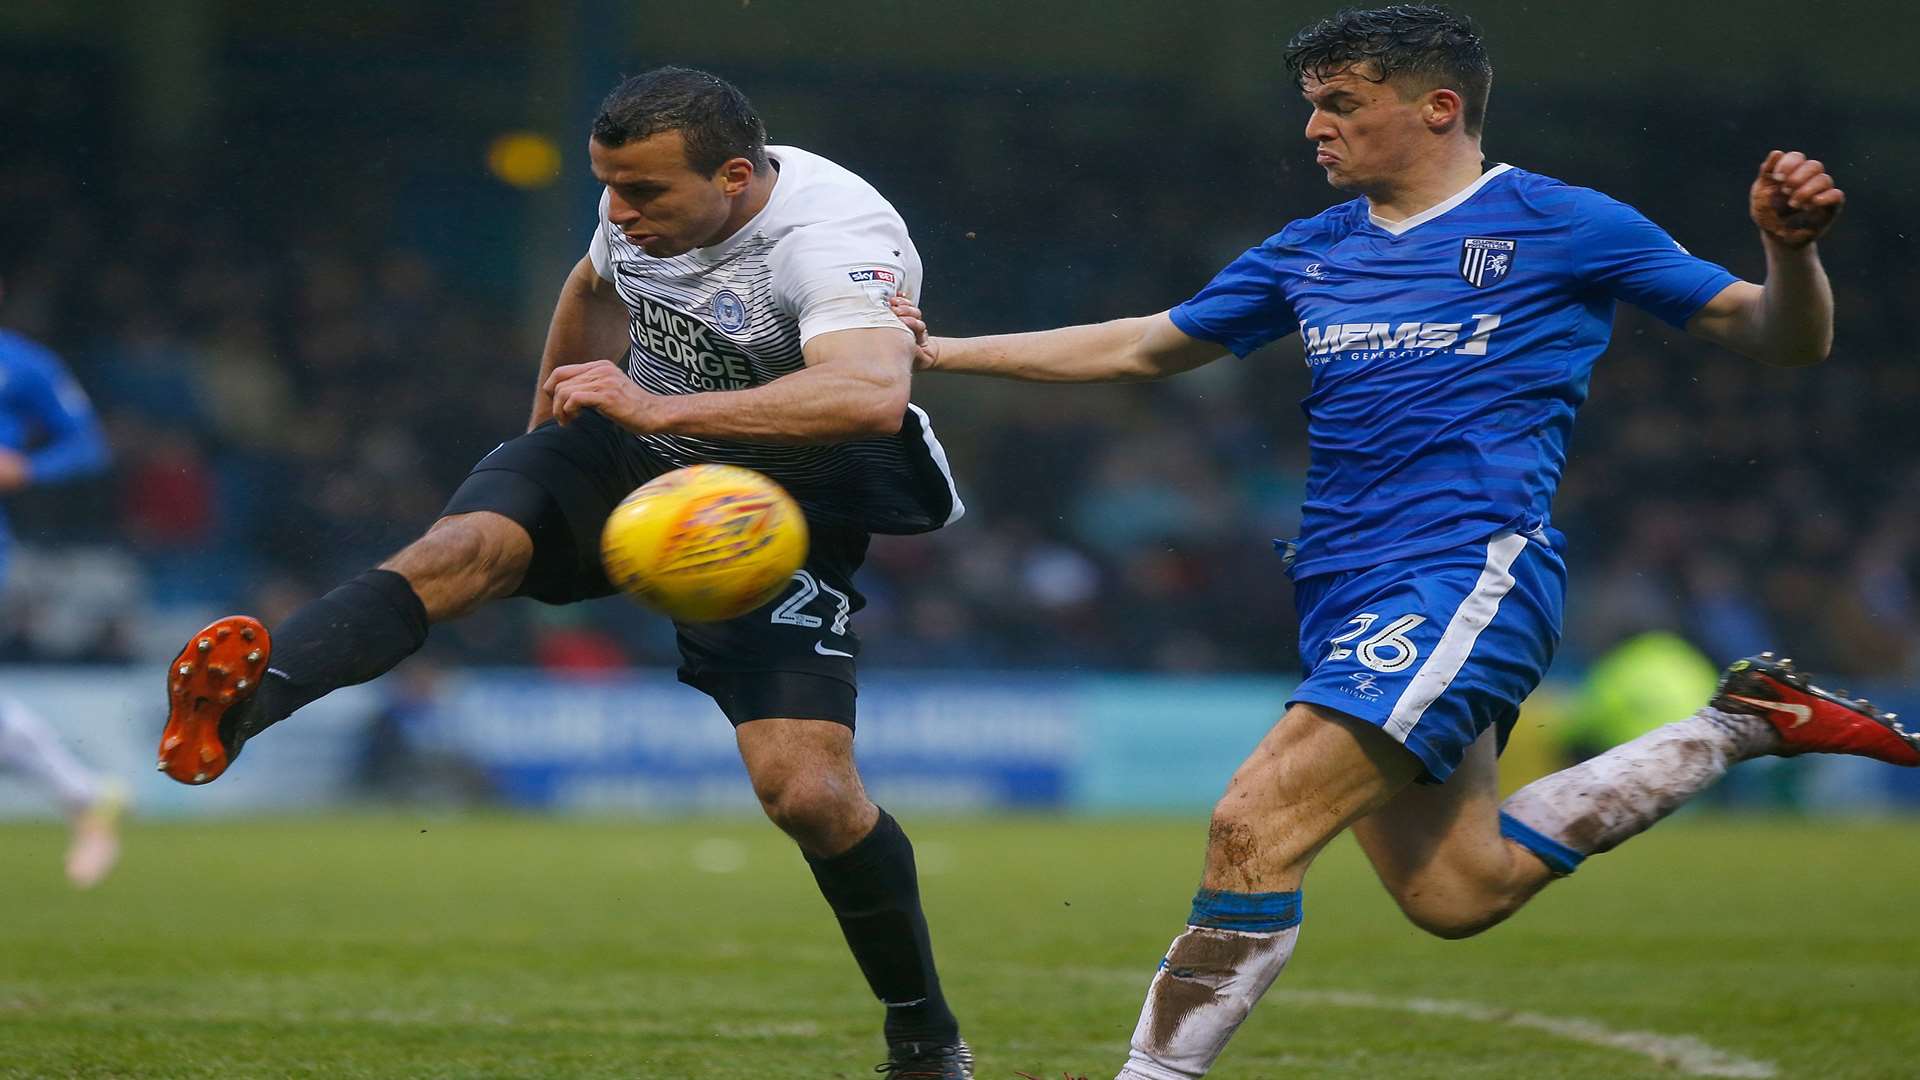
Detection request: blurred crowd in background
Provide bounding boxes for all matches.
[3,49,1914,683]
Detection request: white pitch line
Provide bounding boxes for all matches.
[1052,968,1776,1078]
[1266,989,1776,1079]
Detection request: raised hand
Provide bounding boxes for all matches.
[1750,150,1844,248]
[0,448,30,494]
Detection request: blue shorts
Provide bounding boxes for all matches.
[1288,529,1566,782]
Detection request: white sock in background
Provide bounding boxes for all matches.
[1501,707,1778,868]
[0,695,101,813]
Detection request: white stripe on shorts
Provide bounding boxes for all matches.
[1383,531,1530,743]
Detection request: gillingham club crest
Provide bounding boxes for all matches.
[1459,237,1515,288]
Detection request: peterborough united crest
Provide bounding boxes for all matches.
[709,289,749,333]
[1459,237,1516,288]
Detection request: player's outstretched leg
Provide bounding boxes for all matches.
[1498,652,1914,878]
[0,696,125,887]
[736,717,971,1079]
[155,511,531,785]
[1117,704,1419,1080]
[1358,653,1917,940]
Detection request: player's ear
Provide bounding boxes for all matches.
[714,157,755,196]
[1423,88,1466,133]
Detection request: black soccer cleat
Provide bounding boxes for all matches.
[156,615,275,784]
[1712,652,1920,766]
[876,1039,974,1079]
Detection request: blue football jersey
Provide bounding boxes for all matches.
[1170,164,1739,579]
[0,328,110,574]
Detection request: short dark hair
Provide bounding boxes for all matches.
[591,66,769,175]
[1285,6,1493,136]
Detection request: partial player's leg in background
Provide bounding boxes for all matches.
[0,695,124,887]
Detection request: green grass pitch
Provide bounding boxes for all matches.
[2,815,1915,1078]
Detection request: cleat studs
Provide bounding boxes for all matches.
[216,626,231,641]
[198,638,212,652]
[193,771,207,783]
[241,626,256,641]
[246,650,262,664]
[235,678,250,691]
[156,760,170,772]
[178,663,193,677]
[1761,651,1774,658]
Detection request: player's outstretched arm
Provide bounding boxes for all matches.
[528,255,632,430]
[888,298,1223,383]
[1686,150,1843,368]
[543,325,912,444]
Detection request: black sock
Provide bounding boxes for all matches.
[806,809,961,1048]
[257,569,430,728]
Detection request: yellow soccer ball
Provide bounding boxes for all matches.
[600,464,809,623]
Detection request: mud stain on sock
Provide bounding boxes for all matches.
[1146,929,1265,1051]
[1554,736,1720,855]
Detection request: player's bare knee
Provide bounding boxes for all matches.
[383,513,530,611]
[1388,872,1528,940]
[753,770,865,843]
[1398,896,1507,940]
[1204,786,1316,882]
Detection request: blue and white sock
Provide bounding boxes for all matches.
[1500,706,1777,873]
[1117,889,1303,1080]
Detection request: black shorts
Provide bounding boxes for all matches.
[441,410,869,728]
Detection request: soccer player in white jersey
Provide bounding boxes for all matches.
[154,68,972,1077]
[892,7,1912,1077]
[0,270,123,888]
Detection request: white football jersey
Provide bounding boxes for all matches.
[587,145,962,533]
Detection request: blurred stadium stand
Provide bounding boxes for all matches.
[2,1,1916,814]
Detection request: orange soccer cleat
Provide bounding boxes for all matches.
[156,616,273,785]
[1713,653,1919,767]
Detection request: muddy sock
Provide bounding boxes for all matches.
[1118,889,1303,1080]
[1499,706,1778,873]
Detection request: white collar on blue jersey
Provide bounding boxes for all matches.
[1367,162,1514,236]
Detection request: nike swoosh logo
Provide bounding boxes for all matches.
[814,642,854,658]
[1727,694,1813,728]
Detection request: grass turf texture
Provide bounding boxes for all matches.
[1,816,1914,1079]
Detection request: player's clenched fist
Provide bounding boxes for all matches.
[1750,150,1844,248]
[544,359,662,432]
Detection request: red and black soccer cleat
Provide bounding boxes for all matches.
[156,616,273,785]
[1713,652,1919,767]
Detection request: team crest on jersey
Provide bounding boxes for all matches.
[1459,237,1516,288]
[709,289,749,333]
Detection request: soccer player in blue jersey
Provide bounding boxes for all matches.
[893,6,1915,1077]
[0,271,122,888]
